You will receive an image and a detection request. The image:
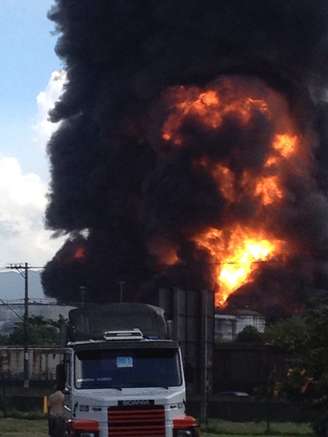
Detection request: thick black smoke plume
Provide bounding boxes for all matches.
[43,0,328,316]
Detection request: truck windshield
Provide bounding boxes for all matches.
[75,348,182,389]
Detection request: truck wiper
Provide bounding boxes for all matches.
[109,386,123,391]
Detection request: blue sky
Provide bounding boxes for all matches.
[0,0,61,177]
[0,0,66,267]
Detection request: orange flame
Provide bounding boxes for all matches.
[255,176,284,205]
[73,247,86,261]
[196,158,236,201]
[212,164,235,202]
[266,133,299,166]
[162,86,269,145]
[194,226,282,306]
[273,133,298,158]
[160,78,309,307]
[162,89,221,144]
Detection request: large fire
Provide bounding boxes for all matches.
[194,226,282,306]
[162,86,270,145]
[160,78,306,307]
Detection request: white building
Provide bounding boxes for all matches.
[215,309,265,342]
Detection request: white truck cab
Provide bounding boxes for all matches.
[58,304,199,437]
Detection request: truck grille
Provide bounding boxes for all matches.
[108,405,165,436]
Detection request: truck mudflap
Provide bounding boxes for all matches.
[67,419,99,436]
[173,416,200,436]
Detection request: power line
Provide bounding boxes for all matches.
[0,298,24,322]
[5,263,41,389]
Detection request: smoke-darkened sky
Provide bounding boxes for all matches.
[43,0,328,315]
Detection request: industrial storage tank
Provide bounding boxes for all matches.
[215,309,265,342]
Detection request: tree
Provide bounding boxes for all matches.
[0,316,62,346]
[236,325,264,343]
[265,301,328,436]
[264,316,308,355]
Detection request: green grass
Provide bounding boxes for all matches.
[0,418,47,437]
[201,419,314,436]
[0,417,314,437]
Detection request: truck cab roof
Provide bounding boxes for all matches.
[67,303,168,342]
[67,339,179,352]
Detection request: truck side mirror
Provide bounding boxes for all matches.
[56,363,65,390]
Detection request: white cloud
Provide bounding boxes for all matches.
[34,69,67,148]
[0,155,64,266]
[0,70,68,270]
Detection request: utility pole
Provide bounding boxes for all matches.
[119,281,125,303]
[6,263,38,389]
[23,263,28,389]
[80,286,87,308]
[200,289,208,426]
